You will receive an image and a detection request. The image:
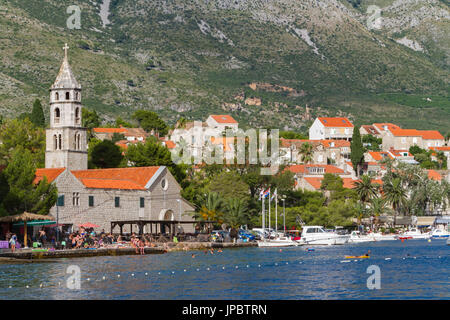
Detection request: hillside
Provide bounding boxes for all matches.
[0,0,448,132]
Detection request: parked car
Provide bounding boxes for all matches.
[239,229,256,241]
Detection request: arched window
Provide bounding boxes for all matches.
[58,134,62,150]
[54,108,60,124]
[66,92,70,100]
[75,107,80,124]
[54,135,58,150]
[77,133,81,150]
[75,92,79,100]
[55,92,59,101]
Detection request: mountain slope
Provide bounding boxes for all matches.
[0,0,448,132]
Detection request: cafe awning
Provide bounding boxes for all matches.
[416,216,436,226]
[394,216,412,225]
[13,220,56,227]
[435,216,450,224]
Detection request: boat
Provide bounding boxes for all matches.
[349,231,373,243]
[398,228,431,240]
[298,226,350,245]
[345,255,370,259]
[430,228,450,239]
[257,235,300,247]
[368,232,398,241]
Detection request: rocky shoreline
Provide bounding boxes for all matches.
[0,242,256,263]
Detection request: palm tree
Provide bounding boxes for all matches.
[224,198,248,229]
[368,197,390,229]
[383,177,407,225]
[436,151,446,169]
[353,174,379,204]
[299,142,314,164]
[197,192,224,225]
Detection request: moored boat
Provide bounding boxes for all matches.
[299,226,350,245]
[398,228,431,240]
[349,231,373,243]
[430,228,450,239]
[257,235,300,247]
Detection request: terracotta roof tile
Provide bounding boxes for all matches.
[34,168,65,184]
[320,140,351,148]
[210,115,238,124]
[286,164,344,174]
[93,128,128,134]
[373,123,401,132]
[318,117,353,128]
[427,170,442,181]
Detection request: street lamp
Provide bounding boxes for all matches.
[281,197,286,234]
[176,199,181,235]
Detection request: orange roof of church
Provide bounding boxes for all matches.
[210,115,238,124]
[165,141,176,149]
[34,168,65,184]
[71,167,161,190]
[318,117,353,128]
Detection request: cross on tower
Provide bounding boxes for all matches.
[63,43,69,59]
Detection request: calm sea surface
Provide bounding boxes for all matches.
[0,239,448,300]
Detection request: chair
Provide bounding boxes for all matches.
[33,242,41,248]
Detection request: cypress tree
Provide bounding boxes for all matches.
[31,99,45,127]
[350,125,364,177]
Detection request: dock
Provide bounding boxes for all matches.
[0,242,256,262]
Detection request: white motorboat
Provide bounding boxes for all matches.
[398,228,431,240]
[299,226,350,245]
[368,232,398,241]
[430,228,450,239]
[257,235,300,247]
[349,231,373,243]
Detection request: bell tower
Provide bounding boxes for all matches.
[45,43,88,170]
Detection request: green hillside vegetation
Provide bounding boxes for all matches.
[0,0,448,132]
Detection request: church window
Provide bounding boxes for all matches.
[54,108,60,123]
[140,197,145,208]
[77,133,81,150]
[73,192,80,206]
[88,196,94,207]
[115,197,120,208]
[161,178,168,190]
[58,134,62,150]
[54,135,58,150]
[75,92,79,100]
[55,92,59,101]
[75,107,80,124]
[66,92,70,100]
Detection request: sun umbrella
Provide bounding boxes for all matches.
[0,212,55,248]
[78,223,100,228]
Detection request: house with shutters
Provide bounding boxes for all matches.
[36,44,195,233]
[309,117,354,141]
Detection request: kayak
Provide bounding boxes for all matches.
[345,255,370,259]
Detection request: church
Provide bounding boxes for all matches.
[37,44,195,234]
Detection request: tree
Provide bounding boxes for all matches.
[115,117,134,128]
[383,177,407,223]
[299,142,314,164]
[207,171,250,203]
[31,99,46,127]
[197,192,224,224]
[126,139,186,182]
[82,108,101,138]
[2,147,57,215]
[133,110,168,136]
[223,198,249,228]
[353,174,379,203]
[350,125,364,177]
[0,118,45,167]
[436,151,446,170]
[91,140,123,168]
[368,197,390,228]
[280,131,308,140]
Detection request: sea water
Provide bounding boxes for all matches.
[0,239,448,299]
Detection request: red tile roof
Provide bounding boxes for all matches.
[303,177,365,190]
[210,115,238,124]
[286,164,345,174]
[71,167,161,190]
[430,146,450,152]
[280,139,318,148]
[368,151,393,161]
[318,117,353,128]
[34,168,65,184]
[389,149,412,157]
[93,128,128,134]
[165,141,176,149]
[320,140,351,148]
[427,170,442,181]
[390,129,444,140]
[373,123,401,132]
[361,125,380,135]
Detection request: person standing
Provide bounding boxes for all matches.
[9,233,17,253]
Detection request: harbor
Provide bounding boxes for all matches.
[0,240,448,300]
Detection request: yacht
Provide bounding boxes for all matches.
[398,228,431,240]
[430,228,450,239]
[368,232,398,241]
[299,226,350,245]
[257,235,300,247]
[349,230,373,243]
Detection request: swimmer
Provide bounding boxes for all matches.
[217,249,222,253]
[279,249,283,252]
[192,253,196,258]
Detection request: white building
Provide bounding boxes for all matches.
[309,117,354,141]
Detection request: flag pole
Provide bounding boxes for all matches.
[268,188,271,234]
[262,196,265,241]
[275,192,278,235]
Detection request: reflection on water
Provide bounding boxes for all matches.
[0,240,449,299]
